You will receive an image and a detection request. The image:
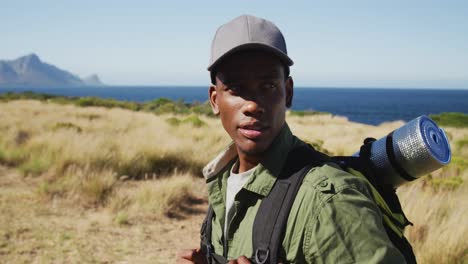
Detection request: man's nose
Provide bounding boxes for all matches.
[242,95,265,117]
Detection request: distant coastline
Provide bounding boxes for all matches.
[0,54,104,87]
[1,86,467,125]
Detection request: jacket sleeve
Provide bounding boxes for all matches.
[303,182,407,264]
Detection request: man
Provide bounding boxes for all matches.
[178,15,406,263]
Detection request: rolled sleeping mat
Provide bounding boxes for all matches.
[363,115,451,188]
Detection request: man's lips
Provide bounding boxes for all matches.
[238,123,269,139]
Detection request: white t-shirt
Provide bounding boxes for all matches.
[224,161,254,239]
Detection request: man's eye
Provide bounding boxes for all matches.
[262,83,278,91]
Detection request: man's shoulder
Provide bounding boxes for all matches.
[297,162,374,207]
[286,135,375,204]
[282,161,386,262]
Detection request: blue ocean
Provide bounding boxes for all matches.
[1,86,467,125]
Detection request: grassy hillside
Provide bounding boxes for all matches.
[0,97,466,263]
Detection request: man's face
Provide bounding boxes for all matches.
[209,50,293,157]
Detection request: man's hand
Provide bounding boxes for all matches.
[228,256,251,264]
[176,249,251,264]
[176,248,207,264]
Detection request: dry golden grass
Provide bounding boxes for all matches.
[0,99,467,263]
[0,100,228,179]
[0,166,207,263]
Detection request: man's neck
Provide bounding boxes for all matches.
[236,150,262,173]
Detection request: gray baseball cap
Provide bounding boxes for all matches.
[207,15,294,71]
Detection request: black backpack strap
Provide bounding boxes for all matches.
[383,225,417,264]
[200,206,228,264]
[252,145,329,264]
[252,164,313,264]
[200,145,328,264]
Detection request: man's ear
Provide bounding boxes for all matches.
[285,76,294,108]
[209,85,220,115]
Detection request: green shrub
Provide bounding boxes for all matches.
[182,115,206,127]
[156,103,177,114]
[1,92,219,117]
[191,101,215,117]
[430,112,468,128]
[0,148,5,162]
[81,175,115,205]
[0,148,28,166]
[165,117,181,126]
[51,122,83,133]
[429,176,463,191]
[289,110,327,117]
[456,138,468,150]
[38,182,53,196]
[134,175,196,218]
[0,91,56,101]
[76,97,104,107]
[37,179,69,199]
[165,115,206,128]
[451,156,468,170]
[117,153,203,179]
[304,139,332,155]
[143,98,173,110]
[75,97,140,111]
[114,211,130,225]
[49,97,74,105]
[59,232,72,241]
[19,157,51,176]
[76,113,101,121]
[143,98,191,115]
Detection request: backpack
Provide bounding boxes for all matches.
[200,139,417,264]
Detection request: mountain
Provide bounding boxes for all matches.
[0,54,104,87]
[82,74,104,86]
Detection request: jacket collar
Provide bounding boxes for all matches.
[203,123,297,197]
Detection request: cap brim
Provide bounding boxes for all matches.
[207,43,294,71]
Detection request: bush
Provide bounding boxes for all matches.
[75,97,140,111]
[0,91,56,102]
[76,113,101,121]
[144,98,191,115]
[0,148,5,162]
[37,169,117,207]
[451,156,468,170]
[1,92,217,118]
[117,152,203,179]
[429,175,464,191]
[457,138,468,150]
[143,98,173,111]
[166,115,206,128]
[165,117,181,126]
[0,148,28,166]
[135,174,197,217]
[51,122,83,133]
[288,110,327,117]
[303,139,332,155]
[182,115,206,127]
[19,158,51,176]
[191,101,215,117]
[430,112,468,128]
[114,211,130,225]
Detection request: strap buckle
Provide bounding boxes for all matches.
[255,248,270,264]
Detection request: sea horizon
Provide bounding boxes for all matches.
[2,84,468,90]
[1,85,467,126]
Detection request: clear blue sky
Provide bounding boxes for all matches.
[1,0,467,88]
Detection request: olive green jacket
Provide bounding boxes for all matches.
[202,124,406,263]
